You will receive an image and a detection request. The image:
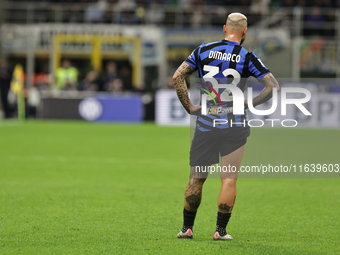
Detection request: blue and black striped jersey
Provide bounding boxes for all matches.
[185,39,270,132]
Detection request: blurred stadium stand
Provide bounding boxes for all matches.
[0,0,340,123]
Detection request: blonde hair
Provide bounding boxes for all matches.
[227,13,247,29]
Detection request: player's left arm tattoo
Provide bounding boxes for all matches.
[251,73,280,107]
[172,62,196,114]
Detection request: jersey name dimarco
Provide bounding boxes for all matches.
[208,51,241,63]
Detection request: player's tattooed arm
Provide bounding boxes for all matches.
[172,62,201,115]
[250,73,280,107]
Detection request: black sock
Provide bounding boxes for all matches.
[182,208,197,231]
[216,212,231,235]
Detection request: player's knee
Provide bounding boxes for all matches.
[221,178,237,188]
[188,177,206,187]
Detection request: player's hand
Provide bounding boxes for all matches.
[189,105,201,115]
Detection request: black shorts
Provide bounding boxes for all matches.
[190,127,250,167]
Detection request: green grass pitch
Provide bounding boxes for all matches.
[0,121,339,254]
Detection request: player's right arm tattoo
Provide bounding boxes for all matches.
[172,62,196,114]
[252,73,280,107]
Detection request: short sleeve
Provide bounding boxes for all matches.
[248,52,270,80]
[184,46,200,70]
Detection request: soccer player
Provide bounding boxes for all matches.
[173,12,280,240]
